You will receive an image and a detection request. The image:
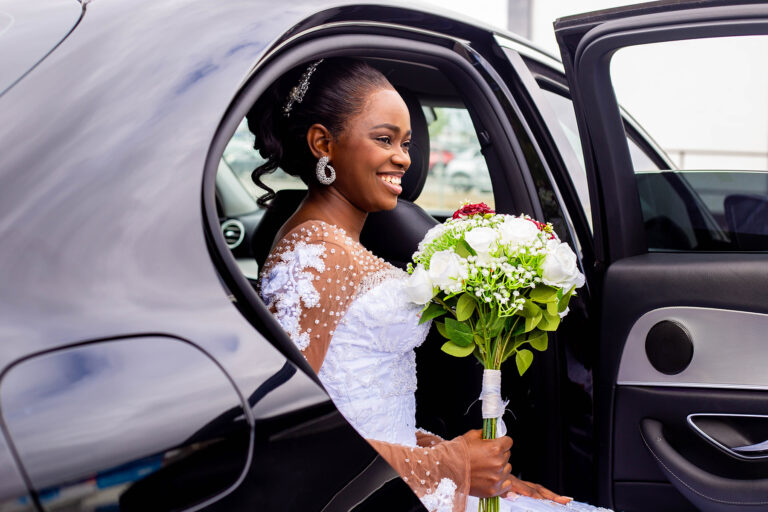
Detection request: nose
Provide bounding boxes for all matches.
[392,145,410,171]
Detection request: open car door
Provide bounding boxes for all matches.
[554,1,768,511]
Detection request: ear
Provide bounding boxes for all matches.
[306,123,333,160]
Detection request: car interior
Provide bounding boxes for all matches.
[212,52,590,497]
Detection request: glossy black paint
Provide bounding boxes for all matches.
[1,336,250,511]
[0,0,433,509]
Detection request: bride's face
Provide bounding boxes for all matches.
[328,88,411,212]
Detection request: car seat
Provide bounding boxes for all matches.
[724,193,768,250]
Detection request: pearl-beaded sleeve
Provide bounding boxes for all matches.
[257,220,378,373]
[258,219,471,511]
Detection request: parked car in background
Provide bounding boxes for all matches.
[1,1,766,511]
[444,148,493,193]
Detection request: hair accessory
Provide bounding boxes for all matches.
[283,58,324,117]
[316,155,336,185]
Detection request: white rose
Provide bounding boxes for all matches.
[499,217,540,250]
[404,266,434,304]
[428,250,468,293]
[541,242,585,290]
[464,227,498,265]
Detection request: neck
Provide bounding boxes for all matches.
[301,185,367,241]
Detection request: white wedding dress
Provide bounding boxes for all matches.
[258,220,611,512]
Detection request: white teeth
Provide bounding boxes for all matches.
[380,175,401,185]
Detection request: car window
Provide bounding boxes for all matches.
[610,35,768,251]
[538,88,661,233]
[416,105,493,218]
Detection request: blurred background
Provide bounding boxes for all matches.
[422,0,768,172]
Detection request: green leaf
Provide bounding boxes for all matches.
[538,310,561,331]
[515,349,534,376]
[518,299,541,318]
[509,318,526,337]
[441,340,476,357]
[455,238,476,258]
[419,302,447,324]
[558,286,575,313]
[435,321,448,339]
[444,317,474,347]
[528,331,549,351]
[524,310,542,332]
[473,333,485,346]
[529,285,558,303]
[456,293,476,322]
[546,301,558,316]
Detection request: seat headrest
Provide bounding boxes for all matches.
[396,87,429,202]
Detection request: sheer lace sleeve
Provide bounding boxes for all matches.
[368,435,470,512]
[258,220,367,373]
[258,220,471,511]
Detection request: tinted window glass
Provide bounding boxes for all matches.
[1,337,250,511]
[538,88,661,232]
[611,36,768,251]
[416,105,493,218]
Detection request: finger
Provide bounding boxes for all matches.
[501,449,511,462]
[531,483,560,501]
[514,481,544,499]
[464,429,483,440]
[497,435,513,451]
[503,463,512,475]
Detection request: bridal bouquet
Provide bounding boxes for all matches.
[404,202,584,512]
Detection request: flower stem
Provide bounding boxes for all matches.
[479,417,499,512]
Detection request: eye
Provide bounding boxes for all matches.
[376,136,392,145]
[402,140,411,152]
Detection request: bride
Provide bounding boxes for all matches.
[252,57,611,512]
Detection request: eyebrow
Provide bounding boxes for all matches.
[370,123,412,136]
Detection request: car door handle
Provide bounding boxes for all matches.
[731,439,768,455]
[687,413,768,460]
[640,418,768,511]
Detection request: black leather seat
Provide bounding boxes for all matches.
[724,193,768,250]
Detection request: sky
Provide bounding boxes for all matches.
[418,0,768,170]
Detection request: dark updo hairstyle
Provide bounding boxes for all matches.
[247,57,393,207]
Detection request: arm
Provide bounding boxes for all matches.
[367,436,471,512]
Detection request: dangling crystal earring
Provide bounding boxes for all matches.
[316,155,336,185]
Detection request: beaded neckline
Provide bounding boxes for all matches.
[270,218,388,265]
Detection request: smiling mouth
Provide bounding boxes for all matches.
[378,174,402,186]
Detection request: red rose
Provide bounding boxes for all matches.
[452,202,495,219]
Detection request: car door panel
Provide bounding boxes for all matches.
[554,2,768,510]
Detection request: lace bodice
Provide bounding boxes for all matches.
[317,266,430,446]
[258,219,470,511]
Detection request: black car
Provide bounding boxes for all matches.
[1,1,767,511]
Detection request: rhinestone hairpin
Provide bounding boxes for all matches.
[282,58,324,117]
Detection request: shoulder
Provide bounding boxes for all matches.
[267,220,361,266]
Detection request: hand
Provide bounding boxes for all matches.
[461,429,514,498]
[504,477,572,505]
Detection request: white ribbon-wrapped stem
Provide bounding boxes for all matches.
[480,369,508,438]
